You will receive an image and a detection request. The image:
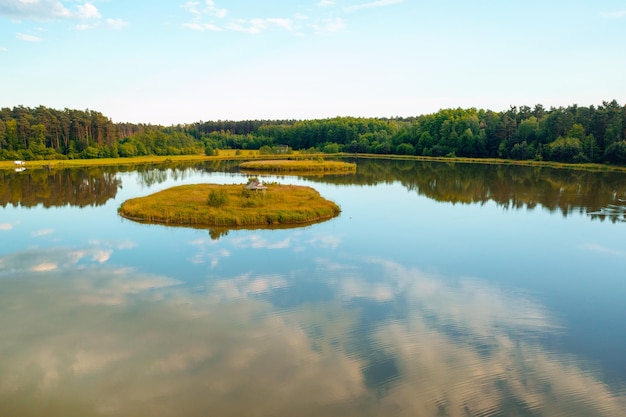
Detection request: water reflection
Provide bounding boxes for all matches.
[0,167,121,208]
[316,159,626,221]
[1,246,624,416]
[0,160,241,208]
[3,160,626,221]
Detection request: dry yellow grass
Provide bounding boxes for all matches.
[239,159,356,172]
[118,183,340,227]
[0,151,261,170]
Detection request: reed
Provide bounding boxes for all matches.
[118,183,341,227]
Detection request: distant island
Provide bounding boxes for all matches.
[1,100,625,166]
[118,181,341,228]
[239,159,356,173]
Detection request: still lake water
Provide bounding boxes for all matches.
[1,159,626,416]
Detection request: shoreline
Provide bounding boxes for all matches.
[1,152,625,173]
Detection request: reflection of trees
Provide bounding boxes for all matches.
[0,160,245,208]
[310,159,626,219]
[135,160,241,187]
[0,168,122,208]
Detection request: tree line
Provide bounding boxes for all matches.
[1,100,625,164]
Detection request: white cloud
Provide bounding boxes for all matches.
[0,223,14,230]
[310,17,346,33]
[579,243,626,257]
[182,1,201,15]
[16,32,42,42]
[212,272,288,300]
[308,234,341,249]
[182,0,227,18]
[0,0,71,20]
[204,0,227,18]
[188,238,230,266]
[75,2,100,20]
[345,0,403,12]
[266,18,293,31]
[317,0,335,7]
[32,262,58,272]
[0,1,121,31]
[105,18,128,29]
[227,18,294,34]
[31,228,54,237]
[88,239,137,250]
[230,235,291,249]
[188,248,230,267]
[183,22,221,31]
[0,46,6,51]
[600,10,626,19]
[91,249,112,263]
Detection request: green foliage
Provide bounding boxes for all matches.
[322,143,339,153]
[545,137,584,163]
[2,101,626,166]
[510,141,533,160]
[604,141,626,164]
[207,189,229,208]
[396,142,415,155]
[83,146,100,159]
[118,142,137,157]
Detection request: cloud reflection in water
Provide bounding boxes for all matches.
[0,247,624,416]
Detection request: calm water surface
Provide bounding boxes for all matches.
[1,160,625,416]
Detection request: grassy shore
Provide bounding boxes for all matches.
[239,159,357,172]
[2,151,625,173]
[341,153,626,173]
[0,151,250,170]
[118,183,341,227]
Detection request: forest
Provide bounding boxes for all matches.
[1,100,625,165]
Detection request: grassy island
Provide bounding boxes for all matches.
[118,182,340,227]
[239,159,356,173]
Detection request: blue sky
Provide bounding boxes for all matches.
[1,0,625,125]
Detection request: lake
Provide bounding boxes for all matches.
[1,159,626,416]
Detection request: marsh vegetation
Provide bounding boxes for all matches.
[118,182,340,227]
[239,159,356,173]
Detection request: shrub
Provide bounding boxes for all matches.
[207,189,229,208]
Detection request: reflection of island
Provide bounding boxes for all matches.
[0,167,122,208]
[1,246,624,416]
[311,159,626,221]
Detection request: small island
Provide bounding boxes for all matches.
[118,180,340,228]
[239,159,357,173]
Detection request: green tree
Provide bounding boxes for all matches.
[322,143,339,153]
[0,119,6,151]
[396,142,415,155]
[546,137,583,162]
[518,117,539,143]
[604,141,626,164]
[5,119,18,150]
